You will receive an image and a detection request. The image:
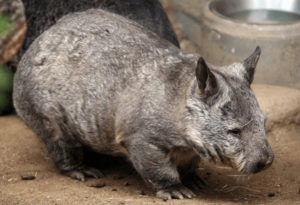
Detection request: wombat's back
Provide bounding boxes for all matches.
[14,9,177,101]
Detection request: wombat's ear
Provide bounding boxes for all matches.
[196,57,218,98]
[243,46,261,84]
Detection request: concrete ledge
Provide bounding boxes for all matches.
[252,84,300,131]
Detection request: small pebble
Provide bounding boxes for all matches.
[124,182,130,186]
[21,175,36,180]
[268,192,275,197]
[112,188,118,191]
[140,190,146,195]
[87,182,106,188]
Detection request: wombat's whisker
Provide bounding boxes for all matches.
[221,185,261,193]
[215,165,232,169]
[241,119,254,128]
[239,160,247,171]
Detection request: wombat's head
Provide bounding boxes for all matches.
[186,47,274,174]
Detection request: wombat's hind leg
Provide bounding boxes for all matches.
[64,166,104,181]
[46,138,104,182]
[35,118,104,181]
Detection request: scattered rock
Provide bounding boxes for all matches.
[268,192,275,197]
[140,190,146,195]
[87,181,106,188]
[21,175,36,180]
[112,188,117,191]
[124,182,130,186]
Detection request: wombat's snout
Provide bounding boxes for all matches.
[253,150,274,173]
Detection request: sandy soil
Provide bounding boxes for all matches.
[0,85,300,205]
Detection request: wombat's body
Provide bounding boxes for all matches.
[14,9,274,200]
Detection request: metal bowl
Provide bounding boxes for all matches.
[210,0,300,25]
[198,0,300,89]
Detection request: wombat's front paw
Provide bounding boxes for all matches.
[64,167,104,181]
[156,185,196,200]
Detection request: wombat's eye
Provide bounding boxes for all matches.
[228,128,242,137]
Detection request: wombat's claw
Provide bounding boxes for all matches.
[65,167,104,181]
[156,185,196,200]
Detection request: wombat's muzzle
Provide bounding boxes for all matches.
[252,149,274,173]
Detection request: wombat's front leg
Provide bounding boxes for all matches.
[126,138,196,200]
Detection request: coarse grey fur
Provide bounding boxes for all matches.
[13,9,274,200]
[20,0,179,58]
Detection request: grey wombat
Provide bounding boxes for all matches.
[13,9,274,200]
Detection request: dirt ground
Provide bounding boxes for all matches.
[0,84,300,205]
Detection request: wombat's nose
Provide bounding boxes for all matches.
[254,152,274,173]
[254,161,266,173]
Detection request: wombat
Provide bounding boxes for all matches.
[13,9,274,200]
[19,0,179,59]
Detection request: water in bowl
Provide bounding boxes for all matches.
[227,9,300,24]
